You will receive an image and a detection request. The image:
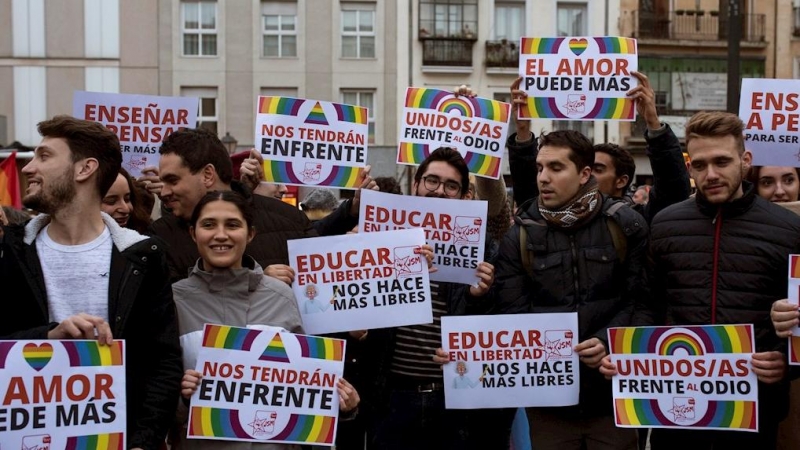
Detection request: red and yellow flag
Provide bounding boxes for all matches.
[0,152,22,209]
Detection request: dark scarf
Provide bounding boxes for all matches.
[538,177,603,228]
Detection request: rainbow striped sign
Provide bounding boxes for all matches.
[518,36,638,121]
[608,325,758,432]
[788,254,800,364]
[398,87,510,179]
[255,96,369,189]
[190,325,345,445]
[0,340,127,449]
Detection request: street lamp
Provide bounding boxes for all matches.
[221,132,238,155]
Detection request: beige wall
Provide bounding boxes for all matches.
[46,67,83,117]
[121,0,159,69]
[45,0,83,58]
[0,0,11,56]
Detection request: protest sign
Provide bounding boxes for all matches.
[0,340,126,448]
[441,313,579,409]
[518,36,638,121]
[255,96,369,189]
[73,91,198,177]
[188,325,344,446]
[288,228,432,334]
[397,88,510,179]
[739,78,800,167]
[788,255,800,365]
[609,325,758,432]
[358,190,487,285]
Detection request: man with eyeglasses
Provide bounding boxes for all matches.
[361,146,512,450]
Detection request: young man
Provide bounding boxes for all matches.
[612,111,800,449]
[495,130,649,450]
[362,147,505,450]
[0,116,182,450]
[508,72,690,223]
[151,129,374,283]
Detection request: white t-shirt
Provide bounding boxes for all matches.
[36,225,113,323]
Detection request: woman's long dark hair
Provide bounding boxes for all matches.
[118,167,153,234]
[190,190,255,229]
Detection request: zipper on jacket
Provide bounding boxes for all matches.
[711,210,723,324]
[570,235,580,296]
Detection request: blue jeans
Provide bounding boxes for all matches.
[369,388,470,450]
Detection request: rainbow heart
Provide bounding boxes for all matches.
[22,343,53,371]
[568,38,588,56]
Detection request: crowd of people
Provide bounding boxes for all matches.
[1,73,799,450]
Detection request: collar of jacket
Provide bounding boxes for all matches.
[23,212,148,251]
[188,254,263,293]
[695,180,757,218]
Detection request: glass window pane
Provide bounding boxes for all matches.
[342,92,358,105]
[342,11,357,32]
[361,93,374,113]
[342,36,358,57]
[199,121,217,135]
[200,3,216,29]
[201,34,217,55]
[183,3,199,29]
[281,15,296,31]
[201,98,216,116]
[264,35,279,56]
[264,15,279,31]
[360,36,375,58]
[183,33,199,55]
[282,35,297,57]
[359,11,374,32]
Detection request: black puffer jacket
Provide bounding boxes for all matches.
[494,196,649,416]
[643,182,800,423]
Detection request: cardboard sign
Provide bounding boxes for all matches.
[609,325,758,432]
[188,325,345,446]
[441,313,580,409]
[518,36,638,121]
[288,228,432,334]
[255,97,369,189]
[788,255,800,365]
[739,78,800,167]
[73,91,198,177]
[0,340,127,448]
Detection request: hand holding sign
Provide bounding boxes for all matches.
[337,378,360,413]
[771,299,800,338]
[510,77,533,142]
[468,261,495,297]
[626,71,661,130]
[48,313,113,345]
[182,369,202,399]
[239,148,265,191]
[599,354,617,379]
[575,337,607,369]
[750,351,787,384]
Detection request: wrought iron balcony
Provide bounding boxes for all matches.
[632,10,765,42]
[485,40,519,68]
[421,38,476,67]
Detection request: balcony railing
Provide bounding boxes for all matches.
[421,38,475,67]
[485,40,519,68]
[632,10,765,42]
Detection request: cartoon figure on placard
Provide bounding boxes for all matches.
[563,94,586,115]
[302,284,330,314]
[544,330,574,361]
[393,246,424,279]
[125,155,147,173]
[22,435,51,450]
[301,163,322,182]
[453,361,482,389]
[452,216,482,245]
[248,410,277,436]
[668,397,696,423]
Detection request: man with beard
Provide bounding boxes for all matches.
[603,111,800,448]
[494,130,649,450]
[0,115,182,450]
[361,147,504,450]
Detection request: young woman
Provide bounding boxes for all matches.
[174,190,359,450]
[746,165,800,203]
[101,168,152,233]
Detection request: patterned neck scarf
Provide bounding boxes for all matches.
[538,177,603,228]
